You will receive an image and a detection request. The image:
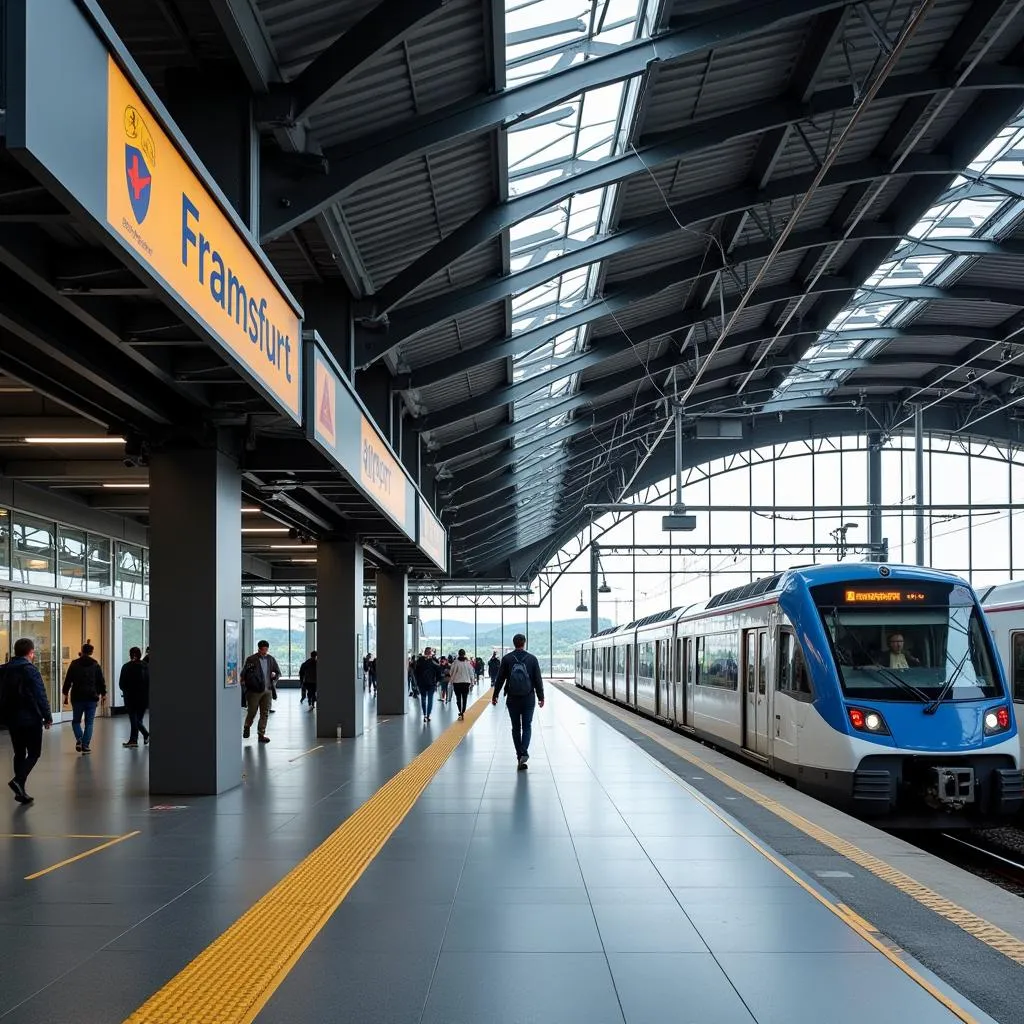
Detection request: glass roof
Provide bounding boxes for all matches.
[768,112,1024,409]
[503,0,659,543]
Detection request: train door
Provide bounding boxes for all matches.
[684,635,695,727]
[743,629,758,752]
[657,638,670,719]
[673,635,684,725]
[1011,632,1024,764]
[755,629,770,755]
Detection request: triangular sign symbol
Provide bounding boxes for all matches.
[319,377,333,433]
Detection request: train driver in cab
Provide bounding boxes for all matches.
[884,632,920,670]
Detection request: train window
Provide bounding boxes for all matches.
[778,632,813,700]
[1012,633,1024,702]
[757,632,768,695]
[615,645,626,679]
[638,642,655,680]
[697,633,739,689]
[745,633,756,693]
[674,639,683,684]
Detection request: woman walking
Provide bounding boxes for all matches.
[450,650,475,721]
[119,646,150,747]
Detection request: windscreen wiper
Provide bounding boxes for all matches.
[922,647,972,716]
[829,610,930,704]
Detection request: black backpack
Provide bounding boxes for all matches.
[507,652,532,698]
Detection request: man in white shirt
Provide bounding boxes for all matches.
[885,633,920,670]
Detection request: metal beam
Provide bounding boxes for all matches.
[207,0,281,92]
[374,152,956,356]
[242,553,274,579]
[357,64,1022,336]
[274,0,446,122]
[260,0,852,237]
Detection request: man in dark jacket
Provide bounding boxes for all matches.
[488,651,500,684]
[3,638,52,803]
[241,640,281,743]
[491,634,544,770]
[119,647,150,747]
[413,647,441,722]
[62,643,106,755]
[299,651,318,710]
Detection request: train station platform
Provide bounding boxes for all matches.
[0,684,1018,1024]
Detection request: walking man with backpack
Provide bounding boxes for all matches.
[491,633,544,769]
[62,643,106,754]
[2,638,53,803]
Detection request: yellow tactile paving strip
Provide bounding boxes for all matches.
[124,693,490,1024]
[565,683,1024,968]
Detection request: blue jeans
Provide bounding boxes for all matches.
[506,695,536,758]
[419,687,435,718]
[71,700,98,747]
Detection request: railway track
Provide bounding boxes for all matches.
[933,831,1024,895]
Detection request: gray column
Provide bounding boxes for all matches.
[867,431,883,562]
[376,567,409,715]
[914,406,926,567]
[149,444,241,795]
[589,542,600,636]
[317,541,364,738]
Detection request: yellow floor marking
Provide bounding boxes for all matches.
[125,694,491,1024]
[25,831,142,880]
[0,833,122,839]
[287,745,323,762]
[562,684,1019,1024]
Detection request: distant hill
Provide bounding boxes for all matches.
[417,617,611,659]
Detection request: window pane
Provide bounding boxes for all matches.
[88,535,112,595]
[1013,633,1024,703]
[142,547,150,603]
[57,526,87,592]
[116,542,144,600]
[12,514,55,587]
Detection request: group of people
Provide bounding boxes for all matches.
[1,639,151,804]
[4,629,547,803]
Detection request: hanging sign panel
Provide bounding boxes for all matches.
[3,0,303,423]
[308,348,418,541]
[418,498,447,572]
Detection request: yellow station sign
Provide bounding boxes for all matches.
[105,57,301,420]
[360,417,407,527]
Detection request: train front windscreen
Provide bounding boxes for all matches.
[811,580,1003,702]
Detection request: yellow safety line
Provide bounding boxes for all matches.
[1,833,122,839]
[25,831,142,880]
[562,684,1024,1023]
[125,694,491,1024]
[287,745,323,762]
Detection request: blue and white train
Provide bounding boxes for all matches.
[575,562,1023,828]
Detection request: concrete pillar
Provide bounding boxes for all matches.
[149,444,241,795]
[376,567,408,716]
[316,540,363,738]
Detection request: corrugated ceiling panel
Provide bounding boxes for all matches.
[815,0,972,88]
[425,406,507,447]
[339,136,496,289]
[958,255,1024,289]
[604,219,714,283]
[399,302,507,372]
[911,298,1021,327]
[259,0,488,147]
[641,26,805,135]
[618,136,760,220]
[416,360,507,413]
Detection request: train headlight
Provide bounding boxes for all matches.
[984,705,1011,736]
[847,706,890,735]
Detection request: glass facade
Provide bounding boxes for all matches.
[12,514,56,587]
[57,526,87,592]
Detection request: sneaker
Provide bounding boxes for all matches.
[258,735,270,743]
[243,726,251,739]
[143,734,150,745]
[75,742,82,752]
[269,708,276,714]
[458,713,464,721]
[81,747,91,755]
[9,779,32,804]
[123,742,138,748]
[427,716,431,722]
[517,759,528,771]
[520,752,529,764]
